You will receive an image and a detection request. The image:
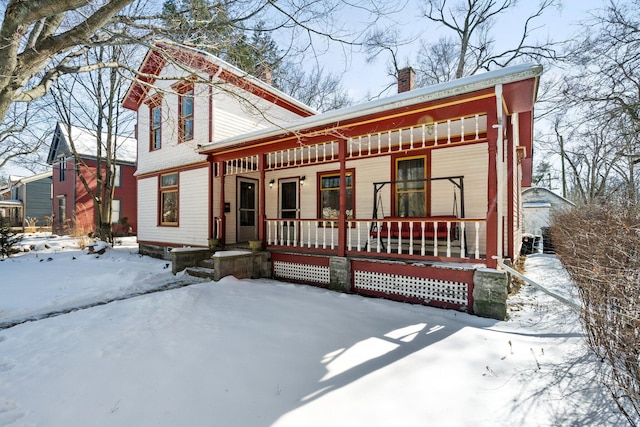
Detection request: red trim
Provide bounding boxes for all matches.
[351,259,475,310]
[123,43,314,118]
[136,161,209,180]
[271,252,331,267]
[507,116,515,260]
[208,162,213,239]
[218,161,226,244]
[200,94,495,156]
[259,155,266,241]
[338,139,347,257]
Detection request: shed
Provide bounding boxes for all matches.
[522,187,575,236]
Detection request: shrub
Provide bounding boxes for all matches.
[0,218,23,258]
[552,204,640,425]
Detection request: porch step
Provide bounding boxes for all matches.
[198,259,216,269]
[185,266,216,280]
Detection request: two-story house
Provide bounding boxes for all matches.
[47,122,137,236]
[124,41,541,319]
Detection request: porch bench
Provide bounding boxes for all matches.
[370,216,458,247]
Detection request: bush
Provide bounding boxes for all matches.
[552,204,640,425]
[0,218,23,258]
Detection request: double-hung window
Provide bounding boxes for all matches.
[146,94,163,151]
[58,159,66,182]
[319,170,354,225]
[159,173,178,225]
[395,156,426,217]
[178,85,194,142]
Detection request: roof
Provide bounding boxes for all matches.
[122,40,317,118]
[10,171,52,186]
[198,62,542,153]
[47,123,137,164]
[522,187,576,207]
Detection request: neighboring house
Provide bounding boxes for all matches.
[522,187,575,235]
[0,171,52,230]
[124,41,542,317]
[46,122,137,236]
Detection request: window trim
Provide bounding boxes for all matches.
[177,83,194,143]
[158,172,179,226]
[145,94,163,151]
[58,159,66,182]
[394,155,427,217]
[317,169,355,227]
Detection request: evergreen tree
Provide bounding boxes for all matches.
[0,218,22,258]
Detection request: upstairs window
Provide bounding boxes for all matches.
[179,86,194,142]
[58,159,66,182]
[145,94,163,151]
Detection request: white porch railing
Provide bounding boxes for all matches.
[265,218,485,259]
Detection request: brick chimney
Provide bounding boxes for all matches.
[257,64,273,86]
[398,67,415,93]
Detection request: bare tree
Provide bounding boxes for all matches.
[51,45,136,241]
[414,0,561,85]
[0,0,396,170]
[551,0,640,205]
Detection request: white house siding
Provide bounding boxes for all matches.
[137,177,158,244]
[137,167,209,247]
[137,63,308,176]
[211,92,305,142]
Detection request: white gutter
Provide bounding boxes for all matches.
[199,63,543,153]
[495,84,504,260]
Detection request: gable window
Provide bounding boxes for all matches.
[58,159,66,182]
[395,156,426,217]
[146,94,163,151]
[178,85,194,142]
[318,170,354,224]
[159,172,178,225]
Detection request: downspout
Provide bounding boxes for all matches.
[494,257,581,311]
[495,84,504,260]
[338,139,347,257]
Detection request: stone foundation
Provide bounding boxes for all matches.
[473,268,508,320]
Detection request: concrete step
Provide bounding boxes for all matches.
[185,266,216,280]
[198,259,216,269]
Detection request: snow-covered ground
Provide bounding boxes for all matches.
[0,234,626,426]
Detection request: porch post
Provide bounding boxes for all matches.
[486,107,499,269]
[338,138,347,257]
[218,160,226,244]
[258,154,266,241]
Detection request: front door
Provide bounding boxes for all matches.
[279,178,299,243]
[237,177,258,242]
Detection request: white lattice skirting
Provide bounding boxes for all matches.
[273,261,331,284]
[354,270,468,306]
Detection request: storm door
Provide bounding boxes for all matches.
[279,178,299,244]
[237,177,258,242]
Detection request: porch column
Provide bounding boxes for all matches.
[486,105,499,269]
[218,160,226,244]
[258,154,266,241]
[338,138,347,257]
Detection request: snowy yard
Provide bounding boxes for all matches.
[0,234,626,426]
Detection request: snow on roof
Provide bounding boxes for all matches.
[199,62,543,152]
[56,123,136,163]
[523,202,552,208]
[11,171,52,186]
[522,187,575,207]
